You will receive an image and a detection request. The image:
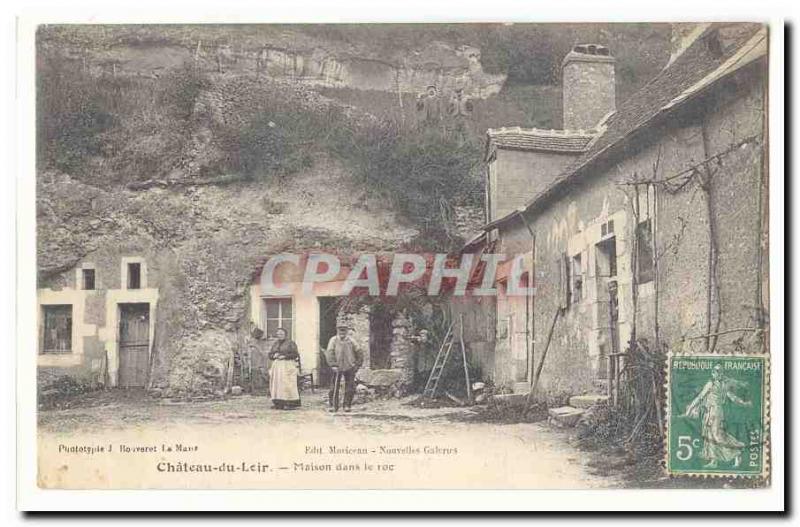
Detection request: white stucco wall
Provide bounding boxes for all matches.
[250,280,349,380]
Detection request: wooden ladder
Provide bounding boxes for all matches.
[422,321,455,400]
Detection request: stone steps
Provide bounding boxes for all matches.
[512,382,531,394]
[546,393,608,428]
[547,406,585,428]
[491,393,528,406]
[568,394,609,409]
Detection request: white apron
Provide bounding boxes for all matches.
[269,359,300,403]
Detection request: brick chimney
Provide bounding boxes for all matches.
[562,44,616,130]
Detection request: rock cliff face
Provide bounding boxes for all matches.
[42,26,506,100]
[222,42,506,99]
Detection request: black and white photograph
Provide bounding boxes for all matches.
[8,4,787,513]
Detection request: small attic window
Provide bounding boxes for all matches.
[601,220,615,238]
[127,263,141,290]
[81,268,95,290]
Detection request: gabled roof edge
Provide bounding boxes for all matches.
[483,25,767,232]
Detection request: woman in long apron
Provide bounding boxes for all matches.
[268,328,301,409]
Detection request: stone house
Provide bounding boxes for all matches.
[247,255,420,390]
[37,245,162,388]
[462,23,768,399]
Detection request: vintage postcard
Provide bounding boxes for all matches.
[16,14,783,510]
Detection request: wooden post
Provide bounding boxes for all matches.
[396,68,405,127]
[652,377,664,438]
[616,355,621,408]
[516,211,536,390]
[459,314,472,404]
[225,354,234,393]
[526,307,561,408]
[103,349,111,389]
[146,325,157,391]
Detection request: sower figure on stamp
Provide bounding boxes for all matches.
[683,364,752,469]
[325,323,364,413]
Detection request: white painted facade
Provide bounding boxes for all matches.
[249,279,348,382]
[37,257,159,387]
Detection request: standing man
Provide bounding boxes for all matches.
[325,323,364,413]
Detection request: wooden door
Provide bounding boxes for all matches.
[511,272,532,383]
[317,297,339,388]
[119,303,150,388]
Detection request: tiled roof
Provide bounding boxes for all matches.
[486,127,597,156]
[487,23,767,230]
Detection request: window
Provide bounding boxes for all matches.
[571,254,583,302]
[127,263,141,289]
[82,268,96,290]
[596,237,617,278]
[601,220,615,237]
[42,305,72,354]
[636,219,655,283]
[263,298,293,338]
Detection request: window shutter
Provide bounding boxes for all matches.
[557,255,566,310]
[563,253,571,307]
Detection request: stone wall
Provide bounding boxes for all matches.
[489,148,578,221]
[388,313,415,385]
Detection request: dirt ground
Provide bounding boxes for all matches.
[37,389,634,489]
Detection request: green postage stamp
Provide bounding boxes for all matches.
[667,354,768,478]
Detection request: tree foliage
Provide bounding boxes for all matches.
[36,56,115,173]
[336,122,481,235]
[37,57,209,183]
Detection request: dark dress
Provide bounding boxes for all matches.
[268,339,301,409]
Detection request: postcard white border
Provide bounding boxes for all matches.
[10,0,787,513]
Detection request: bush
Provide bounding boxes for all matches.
[37,373,98,409]
[159,62,210,121]
[576,339,666,457]
[37,55,207,184]
[335,122,481,237]
[37,57,115,174]
[216,112,315,179]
